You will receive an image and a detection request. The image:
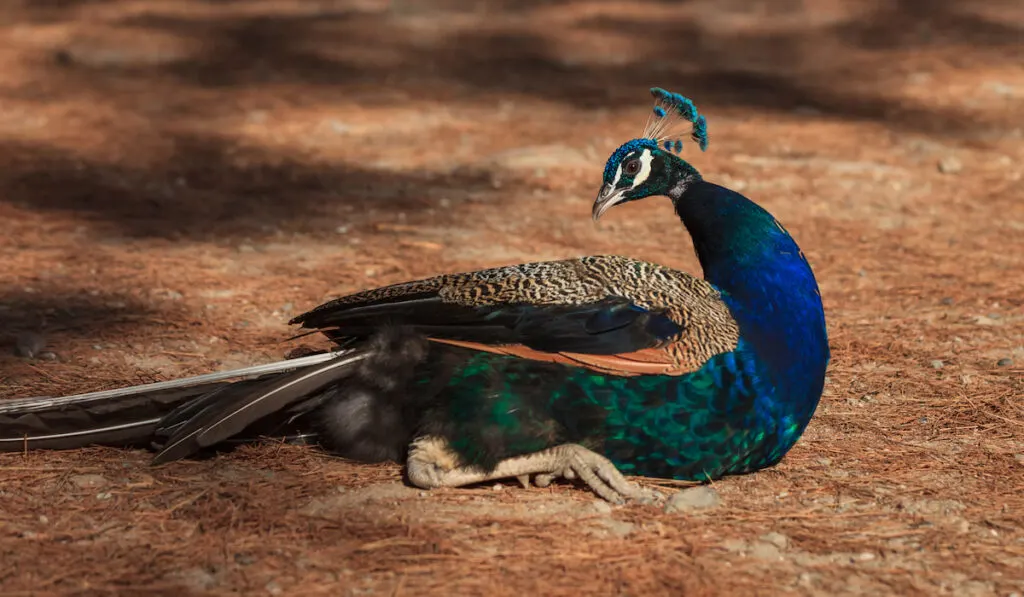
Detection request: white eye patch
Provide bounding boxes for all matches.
[610,163,624,189]
[629,149,654,190]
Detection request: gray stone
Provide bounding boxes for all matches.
[166,567,219,591]
[664,486,721,513]
[750,541,783,561]
[938,156,963,174]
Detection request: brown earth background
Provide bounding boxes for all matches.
[1,0,1022,595]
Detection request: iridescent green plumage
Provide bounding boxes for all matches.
[420,347,776,481]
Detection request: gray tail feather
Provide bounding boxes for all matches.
[0,352,341,454]
[151,350,371,464]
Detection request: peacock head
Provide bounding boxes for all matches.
[593,88,709,221]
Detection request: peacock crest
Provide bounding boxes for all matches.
[641,87,709,154]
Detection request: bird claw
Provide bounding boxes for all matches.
[532,445,665,506]
[406,437,664,505]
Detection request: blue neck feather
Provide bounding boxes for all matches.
[672,181,830,427]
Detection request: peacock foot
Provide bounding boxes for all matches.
[406,436,663,505]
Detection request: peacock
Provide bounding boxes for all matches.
[0,89,829,503]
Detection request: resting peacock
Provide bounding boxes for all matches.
[0,89,829,503]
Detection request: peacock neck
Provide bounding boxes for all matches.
[670,180,830,424]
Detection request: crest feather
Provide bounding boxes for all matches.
[641,88,709,154]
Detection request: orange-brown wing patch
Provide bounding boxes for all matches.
[429,338,698,377]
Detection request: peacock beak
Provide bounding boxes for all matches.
[592,184,626,221]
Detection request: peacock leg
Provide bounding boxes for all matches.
[406,436,663,504]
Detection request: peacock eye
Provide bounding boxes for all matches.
[624,159,640,175]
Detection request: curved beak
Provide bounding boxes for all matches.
[592,184,626,221]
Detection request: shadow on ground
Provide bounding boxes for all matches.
[0,134,495,239]
[0,290,161,364]
[1,0,1019,238]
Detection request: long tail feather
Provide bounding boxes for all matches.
[152,350,370,464]
[0,352,338,453]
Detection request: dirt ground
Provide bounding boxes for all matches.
[0,0,1021,595]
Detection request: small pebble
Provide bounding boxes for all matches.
[597,519,635,538]
[996,358,1013,367]
[937,156,963,174]
[974,315,1001,326]
[953,518,970,534]
[162,290,183,301]
[664,486,721,513]
[930,360,944,369]
[722,538,747,554]
[939,297,954,306]
[760,532,789,550]
[750,541,783,561]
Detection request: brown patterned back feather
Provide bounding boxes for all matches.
[294,255,740,375]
